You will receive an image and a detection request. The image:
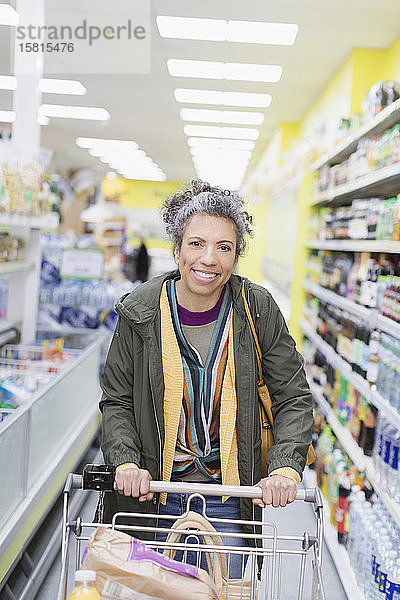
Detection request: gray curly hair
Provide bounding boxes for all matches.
[160,179,253,257]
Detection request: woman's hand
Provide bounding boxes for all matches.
[252,475,297,508]
[115,468,154,502]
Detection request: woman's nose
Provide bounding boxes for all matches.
[200,246,217,265]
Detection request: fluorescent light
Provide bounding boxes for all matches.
[188,137,255,150]
[168,59,224,79]
[157,16,225,41]
[40,105,110,120]
[76,137,139,150]
[191,149,251,161]
[157,16,298,46]
[227,21,298,45]
[38,114,49,125]
[39,78,87,95]
[0,110,15,123]
[174,88,271,108]
[122,174,167,181]
[184,124,259,140]
[0,75,17,90]
[168,59,282,82]
[226,63,282,82]
[181,108,264,126]
[0,5,18,26]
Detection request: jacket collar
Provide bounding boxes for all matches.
[115,270,248,326]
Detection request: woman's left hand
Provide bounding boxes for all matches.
[252,475,297,508]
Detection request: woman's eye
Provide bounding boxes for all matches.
[220,245,232,252]
[190,241,201,247]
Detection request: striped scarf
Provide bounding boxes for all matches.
[166,279,232,480]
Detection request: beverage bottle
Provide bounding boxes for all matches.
[336,470,351,544]
[388,428,400,502]
[367,330,381,385]
[385,563,400,600]
[67,570,101,600]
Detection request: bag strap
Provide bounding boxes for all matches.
[241,283,263,384]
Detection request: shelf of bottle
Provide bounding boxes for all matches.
[308,380,368,472]
[308,381,400,529]
[305,238,400,254]
[310,161,400,206]
[302,468,364,600]
[310,98,400,172]
[0,213,59,230]
[303,280,400,341]
[300,318,400,430]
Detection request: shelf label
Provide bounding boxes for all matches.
[60,248,104,280]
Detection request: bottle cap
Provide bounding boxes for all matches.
[74,570,96,583]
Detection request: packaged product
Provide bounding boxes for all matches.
[81,527,219,600]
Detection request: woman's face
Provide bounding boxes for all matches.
[174,213,238,310]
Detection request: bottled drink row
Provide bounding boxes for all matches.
[306,347,377,454]
[314,413,400,598]
[305,298,400,412]
[307,251,400,320]
[308,196,400,242]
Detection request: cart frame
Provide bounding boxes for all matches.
[57,473,326,600]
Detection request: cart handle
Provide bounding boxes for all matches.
[64,470,322,508]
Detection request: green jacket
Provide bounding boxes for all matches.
[99,271,313,533]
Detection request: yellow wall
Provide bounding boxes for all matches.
[102,177,181,209]
[383,34,400,81]
[350,49,385,113]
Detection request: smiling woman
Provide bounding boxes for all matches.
[99,178,313,578]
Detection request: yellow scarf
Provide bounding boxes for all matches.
[159,282,240,503]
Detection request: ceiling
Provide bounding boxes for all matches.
[1,0,400,186]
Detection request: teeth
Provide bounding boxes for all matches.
[194,270,217,279]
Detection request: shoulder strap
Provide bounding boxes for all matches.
[241,282,263,383]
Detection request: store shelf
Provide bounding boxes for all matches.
[306,239,400,253]
[308,381,367,472]
[0,213,59,230]
[311,161,400,205]
[300,319,400,430]
[310,97,400,171]
[309,380,400,528]
[0,259,34,276]
[303,281,372,321]
[302,468,364,600]
[304,280,400,340]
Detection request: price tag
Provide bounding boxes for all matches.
[60,248,104,280]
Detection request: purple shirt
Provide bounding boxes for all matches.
[178,286,225,325]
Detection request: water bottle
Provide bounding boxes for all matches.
[67,570,100,600]
[385,562,400,599]
[388,428,400,501]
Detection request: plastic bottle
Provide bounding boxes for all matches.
[67,570,101,600]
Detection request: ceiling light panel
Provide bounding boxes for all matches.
[0,75,17,90]
[184,124,259,140]
[76,137,166,181]
[40,105,110,120]
[0,5,18,26]
[168,59,282,82]
[157,16,226,41]
[39,79,87,95]
[181,108,264,125]
[227,21,298,45]
[188,137,255,150]
[157,16,298,46]
[174,89,271,108]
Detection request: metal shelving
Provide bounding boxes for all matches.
[306,238,400,253]
[303,280,400,340]
[311,161,400,206]
[310,97,400,171]
[302,468,364,600]
[308,381,400,528]
[300,318,400,430]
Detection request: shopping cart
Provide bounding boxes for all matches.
[57,465,326,600]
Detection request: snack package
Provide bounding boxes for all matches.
[81,528,219,600]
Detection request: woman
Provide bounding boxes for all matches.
[99,179,313,571]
